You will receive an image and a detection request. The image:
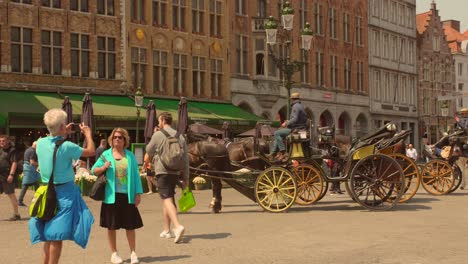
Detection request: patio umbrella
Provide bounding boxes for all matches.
[176,97,188,137]
[144,100,157,144]
[238,125,277,137]
[81,93,94,149]
[189,123,223,135]
[61,96,76,142]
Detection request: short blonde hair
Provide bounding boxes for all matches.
[108,127,130,148]
[44,109,67,135]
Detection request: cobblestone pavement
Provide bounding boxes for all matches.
[1,187,468,264]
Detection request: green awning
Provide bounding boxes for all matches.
[190,101,262,125]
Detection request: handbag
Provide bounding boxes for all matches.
[178,187,196,212]
[89,155,108,201]
[29,140,64,221]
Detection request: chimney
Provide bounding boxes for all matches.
[442,20,460,32]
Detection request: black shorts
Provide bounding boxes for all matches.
[157,174,178,199]
[0,179,15,195]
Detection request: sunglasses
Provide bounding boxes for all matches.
[113,136,124,140]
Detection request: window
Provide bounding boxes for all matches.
[330,55,338,88]
[192,0,204,34]
[459,83,464,91]
[382,0,388,20]
[329,8,337,39]
[408,40,414,65]
[300,50,309,83]
[355,17,363,46]
[173,53,187,94]
[315,52,323,86]
[70,33,89,77]
[192,56,206,96]
[173,0,186,30]
[70,0,88,12]
[41,31,62,75]
[299,0,308,31]
[357,62,363,92]
[42,0,61,8]
[423,60,430,81]
[277,0,284,19]
[97,0,114,16]
[11,27,33,73]
[344,58,351,90]
[409,77,415,105]
[433,35,440,51]
[11,0,32,4]
[131,47,147,88]
[401,38,406,64]
[343,13,350,42]
[314,3,323,35]
[458,63,463,76]
[98,37,116,79]
[383,33,389,59]
[152,50,167,93]
[398,3,404,26]
[257,0,266,17]
[373,30,380,57]
[235,0,246,15]
[209,0,222,36]
[392,35,397,61]
[401,76,407,103]
[153,0,167,27]
[374,70,381,100]
[211,59,223,97]
[131,0,145,23]
[383,72,389,102]
[372,0,379,17]
[390,1,396,23]
[236,35,248,75]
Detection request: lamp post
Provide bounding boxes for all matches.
[134,86,144,143]
[265,1,313,119]
[441,100,449,133]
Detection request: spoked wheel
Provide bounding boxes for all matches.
[292,165,324,205]
[448,165,462,193]
[388,153,421,203]
[421,159,454,195]
[255,167,297,212]
[347,154,405,210]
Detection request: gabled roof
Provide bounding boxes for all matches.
[416,11,431,35]
[443,24,468,52]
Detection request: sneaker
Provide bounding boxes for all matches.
[18,202,27,207]
[9,214,20,221]
[110,252,123,264]
[130,251,139,264]
[173,225,185,243]
[159,230,174,238]
[145,191,153,195]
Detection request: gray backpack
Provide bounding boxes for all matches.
[158,129,185,171]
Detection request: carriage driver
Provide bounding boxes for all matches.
[455,108,468,129]
[269,92,308,161]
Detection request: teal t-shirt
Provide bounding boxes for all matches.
[115,157,128,193]
[36,136,83,184]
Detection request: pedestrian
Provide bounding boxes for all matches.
[91,127,143,264]
[142,152,156,194]
[28,108,95,264]
[95,139,108,161]
[406,143,418,161]
[18,141,41,207]
[0,135,21,220]
[146,112,188,243]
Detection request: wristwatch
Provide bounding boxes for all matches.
[9,173,14,176]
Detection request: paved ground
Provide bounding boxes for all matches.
[1,186,468,264]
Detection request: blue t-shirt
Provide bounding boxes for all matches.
[36,136,83,184]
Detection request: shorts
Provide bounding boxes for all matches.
[0,179,15,195]
[157,174,178,199]
[146,168,155,177]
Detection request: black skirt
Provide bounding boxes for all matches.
[100,193,143,230]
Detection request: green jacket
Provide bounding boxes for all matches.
[91,148,143,204]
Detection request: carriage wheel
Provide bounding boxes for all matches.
[421,159,454,195]
[388,153,421,203]
[448,165,462,194]
[255,167,297,212]
[292,165,324,205]
[347,154,405,210]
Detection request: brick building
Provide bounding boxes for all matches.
[230,0,370,138]
[416,2,456,143]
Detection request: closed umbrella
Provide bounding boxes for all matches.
[238,125,277,137]
[81,93,94,148]
[144,100,157,144]
[189,123,223,135]
[61,96,76,142]
[222,122,232,140]
[176,97,188,137]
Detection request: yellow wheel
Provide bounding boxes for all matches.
[388,153,421,203]
[421,159,454,195]
[255,167,297,212]
[292,165,324,205]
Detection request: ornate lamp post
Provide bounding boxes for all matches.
[265,1,313,119]
[440,101,449,132]
[134,86,144,143]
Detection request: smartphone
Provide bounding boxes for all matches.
[73,123,81,132]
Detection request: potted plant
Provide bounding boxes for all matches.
[192,176,207,190]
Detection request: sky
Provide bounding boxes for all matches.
[416,0,468,32]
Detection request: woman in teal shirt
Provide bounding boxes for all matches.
[92,128,143,264]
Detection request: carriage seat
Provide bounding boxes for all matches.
[290,128,310,143]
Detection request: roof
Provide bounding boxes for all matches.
[416,11,431,35]
[443,24,468,52]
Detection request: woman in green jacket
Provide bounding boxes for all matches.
[92,128,143,264]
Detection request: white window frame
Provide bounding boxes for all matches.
[152,49,168,93]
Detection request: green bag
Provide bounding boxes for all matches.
[178,187,196,212]
[29,185,54,219]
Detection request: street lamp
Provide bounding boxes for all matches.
[134,86,144,143]
[265,1,313,119]
[440,101,449,133]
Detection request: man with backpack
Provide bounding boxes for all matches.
[146,112,189,243]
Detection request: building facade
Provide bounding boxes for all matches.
[416,2,455,144]
[368,0,419,147]
[443,20,468,111]
[230,0,370,138]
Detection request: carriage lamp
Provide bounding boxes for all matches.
[135,86,144,143]
[281,1,294,30]
[265,16,278,45]
[301,23,313,51]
